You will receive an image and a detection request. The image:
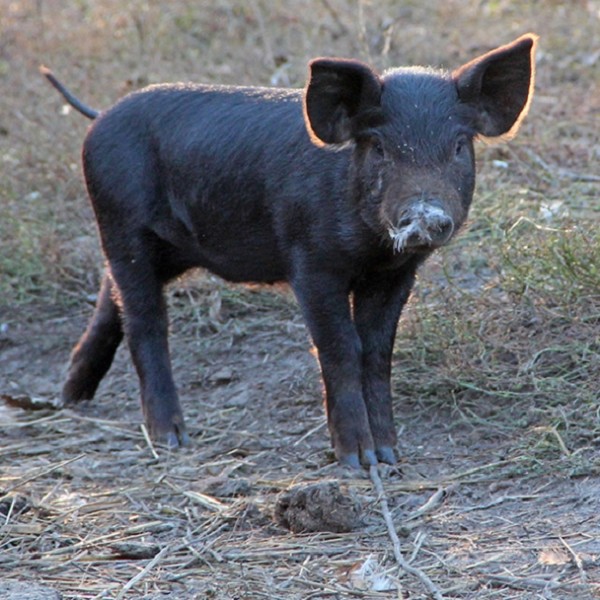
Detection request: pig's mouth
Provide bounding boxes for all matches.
[387,201,455,253]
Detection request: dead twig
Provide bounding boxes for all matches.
[116,545,170,599]
[140,423,160,460]
[459,493,543,513]
[369,465,445,600]
[549,426,571,457]
[292,420,326,446]
[559,536,588,583]
[406,486,453,521]
[1,454,85,495]
[485,573,560,591]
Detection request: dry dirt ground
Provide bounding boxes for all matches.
[1,1,599,599]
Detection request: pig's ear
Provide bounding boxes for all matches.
[453,33,538,139]
[303,58,383,145]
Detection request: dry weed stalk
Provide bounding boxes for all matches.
[369,465,445,599]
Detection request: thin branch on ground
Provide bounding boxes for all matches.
[560,536,588,583]
[406,486,453,521]
[116,545,170,600]
[369,465,445,600]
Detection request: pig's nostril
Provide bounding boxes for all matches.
[434,217,454,242]
[438,218,453,233]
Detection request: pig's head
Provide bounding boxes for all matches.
[303,34,537,254]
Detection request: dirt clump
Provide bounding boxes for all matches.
[274,481,362,533]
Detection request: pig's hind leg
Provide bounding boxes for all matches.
[62,271,123,402]
[64,219,190,448]
[106,242,190,449]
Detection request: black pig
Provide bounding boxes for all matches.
[43,34,537,467]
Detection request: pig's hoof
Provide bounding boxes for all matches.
[338,449,378,468]
[361,449,378,467]
[338,452,361,469]
[164,427,190,449]
[62,383,95,403]
[376,446,396,464]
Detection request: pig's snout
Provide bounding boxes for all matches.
[388,199,454,252]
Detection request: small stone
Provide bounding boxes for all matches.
[203,477,251,498]
[210,367,234,384]
[110,542,161,560]
[223,390,250,408]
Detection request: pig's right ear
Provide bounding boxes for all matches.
[303,58,383,145]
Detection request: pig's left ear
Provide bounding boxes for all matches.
[303,58,383,145]
[453,33,538,139]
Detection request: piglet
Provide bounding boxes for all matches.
[43,34,537,467]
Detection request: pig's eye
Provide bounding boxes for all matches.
[357,134,386,161]
[371,137,385,157]
[454,136,469,160]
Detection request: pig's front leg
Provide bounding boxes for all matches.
[291,272,376,468]
[352,265,418,464]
